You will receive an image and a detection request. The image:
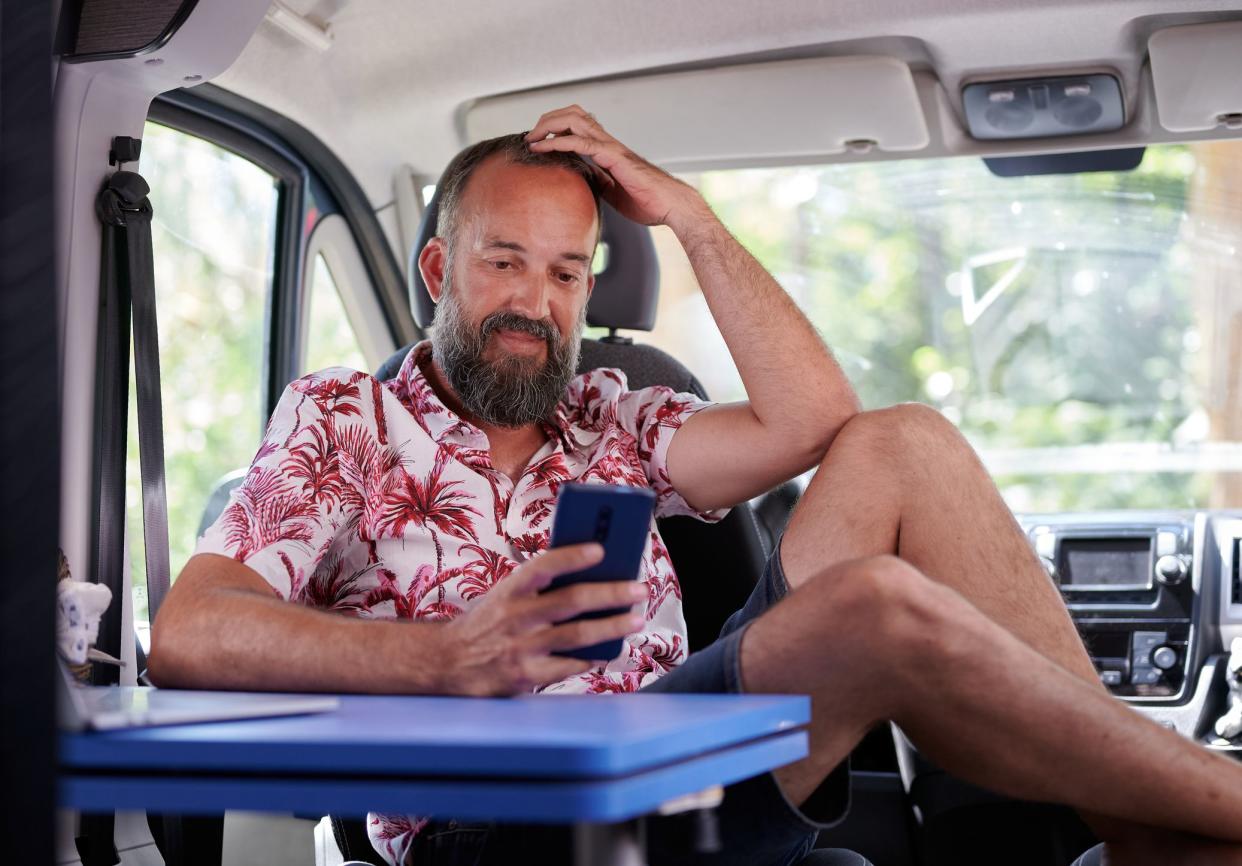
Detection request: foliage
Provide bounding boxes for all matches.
[127,127,1240,624]
[679,145,1240,512]
[125,122,276,624]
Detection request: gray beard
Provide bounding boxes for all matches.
[430,276,585,428]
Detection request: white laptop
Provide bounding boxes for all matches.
[58,658,339,731]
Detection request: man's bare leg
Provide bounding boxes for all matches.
[737,555,1242,854]
[760,403,1238,857]
[779,402,1097,681]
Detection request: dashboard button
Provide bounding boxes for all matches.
[1131,667,1162,686]
[1033,529,1055,559]
[1039,556,1057,581]
[1151,646,1178,671]
[1156,531,1178,557]
[1099,670,1123,686]
[1155,555,1188,585]
[1131,632,1166,665]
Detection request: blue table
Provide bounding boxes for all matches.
[60,692,810,864]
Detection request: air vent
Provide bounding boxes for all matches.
[1233,538,1242,606]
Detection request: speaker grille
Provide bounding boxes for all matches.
[66,0,197,61]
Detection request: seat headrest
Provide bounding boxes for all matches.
[408,177,659,332]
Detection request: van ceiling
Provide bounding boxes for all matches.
[213,0,1242,205]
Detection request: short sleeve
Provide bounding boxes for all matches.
[614,383,730,522]
[194,369,369,600]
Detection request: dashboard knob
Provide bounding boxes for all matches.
[1155,555,1188,585]
[1151,646,1178,671]
[1039,556,1057,581]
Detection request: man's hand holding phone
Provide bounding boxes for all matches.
[440,543,646,697]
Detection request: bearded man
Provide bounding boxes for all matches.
[151,106,1242,866]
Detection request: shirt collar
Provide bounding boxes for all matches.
[391,340,577,453]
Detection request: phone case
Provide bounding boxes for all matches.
[544,483,656,661]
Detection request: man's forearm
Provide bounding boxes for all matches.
[148,555,446,694]
[669,198,861,450]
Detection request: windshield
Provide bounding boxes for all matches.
[640,143,1242,512]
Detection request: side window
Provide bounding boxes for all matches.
[303,252,367,375]
[300,212,393,377]
[127,122,278,634]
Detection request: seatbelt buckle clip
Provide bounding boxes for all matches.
[109,136,142,167]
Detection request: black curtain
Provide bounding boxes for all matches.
[0,0,58,863]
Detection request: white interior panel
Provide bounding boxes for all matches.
[53,0,271,672]
[464,56,929,163]
[1150,21,1242,133]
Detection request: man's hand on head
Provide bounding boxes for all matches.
[525,105,710,234]
[438,542,648,696]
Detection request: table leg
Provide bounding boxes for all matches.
[573,819,646,866]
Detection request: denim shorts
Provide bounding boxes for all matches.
[402,541,850,866]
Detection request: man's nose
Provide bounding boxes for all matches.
[507,272,552,322]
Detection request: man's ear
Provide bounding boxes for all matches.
[420,237,448,303]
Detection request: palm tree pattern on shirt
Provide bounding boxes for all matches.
[197,343,729,865]
[202,344,721,696]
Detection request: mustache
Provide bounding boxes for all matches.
[480,310,560,346]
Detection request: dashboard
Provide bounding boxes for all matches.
[1019,511,1242,753]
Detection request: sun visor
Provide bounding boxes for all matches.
[1149,21,1242,133]
[463,56,929,166]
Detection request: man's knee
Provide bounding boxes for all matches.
[827,402,964,466]
[800,555,973,668]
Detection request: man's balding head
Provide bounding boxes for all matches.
[435,133,603,258]
[419,133,604,429]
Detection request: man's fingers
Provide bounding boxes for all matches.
[506,579,646,633]
[524,106,613,144]
[530,611,646,656]
[506,543,605,595]
[527,133,614,163]
[533,580,647,623]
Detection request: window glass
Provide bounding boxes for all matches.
[646,143,1242,512]
[126,121,277,631]
[303,253,367,375]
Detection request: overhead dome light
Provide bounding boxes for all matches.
[962,74,1124,140]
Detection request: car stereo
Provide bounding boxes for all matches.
[1026,518,1197,702]
[1057,536,1153,591]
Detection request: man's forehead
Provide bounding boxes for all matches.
[457,156,598,237]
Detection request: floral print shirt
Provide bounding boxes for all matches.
[194,341,726,864]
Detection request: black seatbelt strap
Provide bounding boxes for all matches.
[89,163,131,687]
[84,135,172,866]
[93,136,172,644]
[115,166,172,620]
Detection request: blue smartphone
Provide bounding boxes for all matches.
[544,482,656,661]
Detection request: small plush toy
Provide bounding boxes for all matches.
[1214,636,1242,741]
[56,549,114,668]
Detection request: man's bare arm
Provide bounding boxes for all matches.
[148,553,446,693]
[662,207,861,511]
[526,107,860,511]
[150,546,646,695]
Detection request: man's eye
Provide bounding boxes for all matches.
[492,261,512,271]
[557,272,580,284]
